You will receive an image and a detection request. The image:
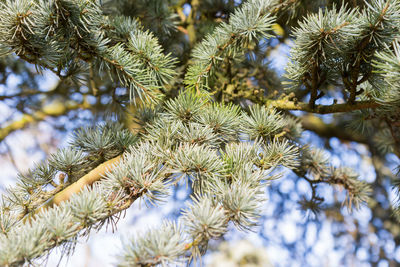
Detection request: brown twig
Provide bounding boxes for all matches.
[267,99,380,114]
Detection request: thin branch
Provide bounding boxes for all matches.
[186,0,200,47]
[88,63,98,96]
[0,90,40,100]
[266,99,380,114]
[3,140,23,173]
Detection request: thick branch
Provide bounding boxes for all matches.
[300,114,368,144]
[267,99,379,114]
[51,156,121,206]
[0,101,91,142]
[23,155,122,222]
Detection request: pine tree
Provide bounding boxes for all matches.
[0,0,399,266]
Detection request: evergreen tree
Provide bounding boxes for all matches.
[0,0,399,265]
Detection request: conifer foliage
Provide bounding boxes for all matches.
[0,0,399,265]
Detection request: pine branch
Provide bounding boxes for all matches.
[1,0,397,265]
[184,0,276,92]
[6,185,143,267]
[342,0,396,103]
[0,0,175,103]
[0,91,305,265]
